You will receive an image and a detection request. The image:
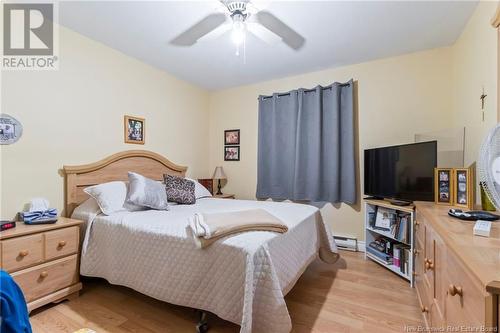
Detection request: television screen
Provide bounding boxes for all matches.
[364,141,437,202]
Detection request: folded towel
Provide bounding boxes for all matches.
[21,208,58,223]
[189,209,288,248]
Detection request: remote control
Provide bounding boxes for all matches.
[473,220,491,237]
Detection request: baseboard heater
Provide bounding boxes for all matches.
[333,235,358,252]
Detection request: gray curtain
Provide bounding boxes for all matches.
[256,80,356,204]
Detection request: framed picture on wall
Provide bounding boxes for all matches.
[453,168,473,209]
[224,146,240,161]
[124,115,145,144]
[434,168,453,205]
[224,129,240,145]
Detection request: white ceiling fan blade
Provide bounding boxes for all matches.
[170,13,227,46]
[247,22,281,45]
[198,22,231,42]
[246,0,268,14]
[255,11,305,50]
[214,0,230,14]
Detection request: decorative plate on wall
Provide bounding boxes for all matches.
[0,114,23,145]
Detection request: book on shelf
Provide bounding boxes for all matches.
[392,243,411,275]
[393,245,401,267]
[366,246,393,265]
[368,211,377,228]
[369,237,410,275]
[397,215,409,243]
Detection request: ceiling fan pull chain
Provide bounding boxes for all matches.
[243,37,247,64]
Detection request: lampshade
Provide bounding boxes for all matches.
[212,166,227,180]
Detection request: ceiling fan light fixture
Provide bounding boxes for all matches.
[225,0,248,14]
[231,24,246,46]
[170,0,306,54]
[231,13,246,46]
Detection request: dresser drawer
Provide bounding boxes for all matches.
[445,250,486,326]
[1,234,44,272]
[44,226,79,260]
[11,254,79,303]
[416,273,431,327]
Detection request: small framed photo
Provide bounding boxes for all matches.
[453,168,473,209]
[224,146,240,161]
[374,207,394,231]
[124,115,145,144]
[435,168,453,205]
[224,129,240,145]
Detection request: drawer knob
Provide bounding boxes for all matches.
[415,220,420,226]
[448,284,463,297]
[58,240,67,247]
[421,306,429,313]
[39,271,48,279]
[413,249,420,256]
[19,250,29,257]
[425,259,434,270]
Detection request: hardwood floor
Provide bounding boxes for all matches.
[30,251,423,333]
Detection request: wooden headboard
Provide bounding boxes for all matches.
[62,150,187,217]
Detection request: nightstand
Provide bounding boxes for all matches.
[0,217,83,312]
[212,194,235,199]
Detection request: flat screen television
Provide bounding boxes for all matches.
[364,141,437,202]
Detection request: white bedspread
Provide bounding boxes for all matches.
[73,198,337,333]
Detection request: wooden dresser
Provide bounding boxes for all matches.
[414,202,499,331]
[0,217,83,312]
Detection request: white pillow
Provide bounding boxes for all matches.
[186,178,213,199]
[127,172,169,210]
[84,181,142,215]
[71,197,102,220]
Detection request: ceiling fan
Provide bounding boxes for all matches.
[170,0,305,53]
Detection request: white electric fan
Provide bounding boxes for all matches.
[478,123,500,211]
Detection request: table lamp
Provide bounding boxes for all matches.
[212,166,227,195]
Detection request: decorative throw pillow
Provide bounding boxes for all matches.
[127,172,169,210]
[84,181,142,215]
[163,174,196,204]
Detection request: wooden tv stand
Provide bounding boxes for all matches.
[414,202,499,331]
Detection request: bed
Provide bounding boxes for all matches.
[63,150,339,333]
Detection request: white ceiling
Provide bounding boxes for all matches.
[59,1,478,90]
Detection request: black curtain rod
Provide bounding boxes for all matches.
[260,82,351,100]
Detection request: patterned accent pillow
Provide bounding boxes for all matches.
[163,174,196,204]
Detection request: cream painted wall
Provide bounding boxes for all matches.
[1,2,496,242]
[208,48,454,240]
[451,0,498,173]
[208,1,498,241]
[0,26,209,219]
